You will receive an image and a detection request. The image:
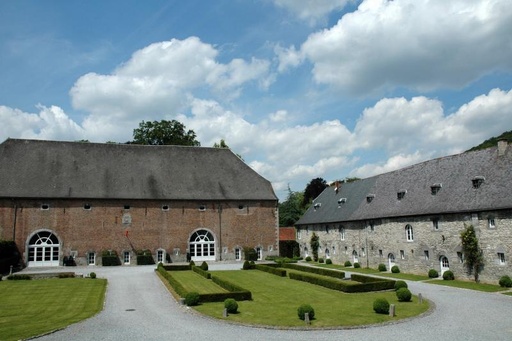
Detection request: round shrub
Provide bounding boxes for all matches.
[391,265,400,273]
[499,275,512,288]
[428,269,439,278]
[224,298,238,314]
[326,258,332,265]
[442,270,455,280]
[305,256,312,262]
[344,261,352,267]
[396,288,412,302]
[378,263,387,272]
[243,260,251,270]
[89,272,96,279]
[354,262,361,268]
[184,292,200,306]
[318,258,324,263]
[394,280,408,291]
[200,261,209,271]
[373,298,390,314]
[297,304,315,320]
[189,260,195,267]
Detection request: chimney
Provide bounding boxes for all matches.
[498,139,508,157]
[334,181,339,194]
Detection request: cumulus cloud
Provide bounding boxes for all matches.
[273,0,352,26]
[300,0,512,94]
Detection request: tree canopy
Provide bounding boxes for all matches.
[279,187,306,227]
[130,120,200,146]
[302,177,328,208]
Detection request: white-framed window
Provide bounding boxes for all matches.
[400,250,405,259]
[424,250,429,261]
[123,251,130,264]
[340,227,345,240]
[88,252,96,265]
[256,247,262,260]
[235,248,241,261]
[405,224,414,242]
[488,218,496,229]
[361,248,365,257]
[457,251,464,263]
[157,250,165,263]
[498,252,506,265]
[297,228,302,240]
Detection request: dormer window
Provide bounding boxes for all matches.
[366,194,375,203]
[431,183,442,195]
[397,190,407,200]
[472,176,485,189]
[313,203,321,211]
[337,198,347,207]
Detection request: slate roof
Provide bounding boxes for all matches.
[296,143,512,226]
[0,139,277,201]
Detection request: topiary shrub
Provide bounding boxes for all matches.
[189,260,195,267]
[200,261,209,271]
[373,298,390,314]
[354,262,361,268]
[378,263,387,272]
[428,269,439,278]
[325,259,332,265]
[499,275,512,288]
[297,304,315,320]
[89,272,96,279]
[184,292,200,306]
[344,261,352,267]
[442,270,455,280]
[394,280,408,291]
[396,287,412,302]
[318,258,324,263]
[391,265,400,273]
[243,260,251,270]
[305,256,312,262]
[224,298,238,314]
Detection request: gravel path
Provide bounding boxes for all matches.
[29,264,512,341]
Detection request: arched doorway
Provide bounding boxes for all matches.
[440,256,450,275]
[189,229,215,261]
[352,250,359,264]
[27,230,60,267]
[388,253,396,270]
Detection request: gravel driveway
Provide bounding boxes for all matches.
[30,264,512,341]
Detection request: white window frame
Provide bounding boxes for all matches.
[340,227,345,240]
[405,225,414,242]
[157,250,165,263]
[424,250,429,260]
[123,251,130,265]
[297,228,302,240]
[256,247,262,260]
[235,248,241,261]
[488,218,496,229]
[498,252,506,265]
[88,252,96,265]
[400,250,405,259]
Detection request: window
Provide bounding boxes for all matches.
[83,203,92,210]
[361,248,365,257]
[325,225,329,233]
[157,250,165,263]
[472,176,485,189]
[162,205,169,211]
[457,252,464,263]
[332,246,336,255]
[123,251,130,264]
[431,183,442,195]
[498,252,506,265]
[41,204,50,210]
[397,190,406,200]
[313,203,321,210]
[235,248,241,261]
[88,252,96,265]
[297,228,302,240]
[238,204,245,210]
[123,205,130,210]
[366,194,375,203]
[198,205,206,211]
[405,224,414,241]
[379,249,383,258]
[488,217,496,229]
[424,250,429,260]
[400,250,405,259]
[256,247,262,260]
[345,246,348,254]
[432,218,440,230]
[340,227,345,240]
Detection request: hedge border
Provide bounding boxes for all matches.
[281,263,345,279]
[288,272,395,293]
[255,264,287,277]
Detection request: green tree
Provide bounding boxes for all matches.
[460,224,484,282]
[131,120,200,146]
[310,232,319,262]
[278,187,305,226]
[303,178,328,208]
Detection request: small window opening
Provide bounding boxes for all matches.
[83,204,92,210]
[397,190,407,200]
[488,217,496,229]
[41,204,50,210]
[424,250,429,260]
[498,252,506,265]
[313,203,321,210]
[432,218,439,230]
[199,205,206,211]
[124,205,130,210]
[238,204,245,210]
[431,183,442,195]
[366,194,375,203]
[472,176,485,189]
[162,205,169,211]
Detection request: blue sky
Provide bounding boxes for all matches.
[1,0,512,201]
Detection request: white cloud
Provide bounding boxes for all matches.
[274,44,303,73]
[301,0,512,94]
[273,0,352,26]
[351,151,429,178]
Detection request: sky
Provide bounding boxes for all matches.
[1,0,512,201]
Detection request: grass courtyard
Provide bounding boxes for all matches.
[0,278,107,341]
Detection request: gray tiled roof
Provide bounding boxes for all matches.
[296,143,512,226]
[0,139,277,201]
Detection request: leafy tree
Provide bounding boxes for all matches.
[303,178,328,208]
[460,224,484,282]
[466,130,512,152]
[279,187,305,226]
[131,120,200,146]
[310,232,319,262]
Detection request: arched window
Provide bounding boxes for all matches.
[405,224,414,241]
[28,231,60,267]
[189,229,215,261]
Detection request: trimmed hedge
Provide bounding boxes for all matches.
[161,264,191,271]
[255,264,287,277]
[7,274,32,280]
[136,250,155,265]
[102,250,121,266]
[499,275,512,288]
[192,265,211,279]
[282,263,345,279]
[288,271,395,293]
[156,264,188,297]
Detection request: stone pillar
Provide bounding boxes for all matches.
[389,304,395,317]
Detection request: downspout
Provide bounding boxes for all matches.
[12,199,18,241]
[218,203,223,261]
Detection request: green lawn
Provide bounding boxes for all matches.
[0,278,107,341]
[427,279,507,292]
[181,270,430,328]
[170,271,228,293]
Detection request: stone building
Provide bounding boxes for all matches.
[0,139,278,267]
[295,140,512,283]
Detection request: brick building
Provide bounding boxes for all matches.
[296,140,512,283]
[0,139,279,267]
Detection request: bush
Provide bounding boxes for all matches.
[325,258,332,265]
[7,274,31,280]
[396,287,412,302]
[58,273,75,278]
[89,272,96,279]
[378,263,387,272]
[442,270,455,280]
[394,280,408,291]
[136,250,155,265]
[373,298,390,314]
[391,265,400,273]
[102,250,121,266]
[499,275,512,288]
[242,260,251,270]
[428,269,439,278]
[354,262,361,268]
[344,261,352,267]
[224,298,238,314]
[243,247,258,261]
[185,292,200,306]
[189,260,195,267]
[200,261,209,271]
[297,304,315,320]
[318,258,324,263]
[305,256,312,262]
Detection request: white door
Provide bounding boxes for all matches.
[189,230,216,261]
[388,253,396,270]
[27,231,60,267]
[352,250,359,263]
[440,256,450,276]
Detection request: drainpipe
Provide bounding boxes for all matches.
[218,203,223,261]
[12,199,18,241]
